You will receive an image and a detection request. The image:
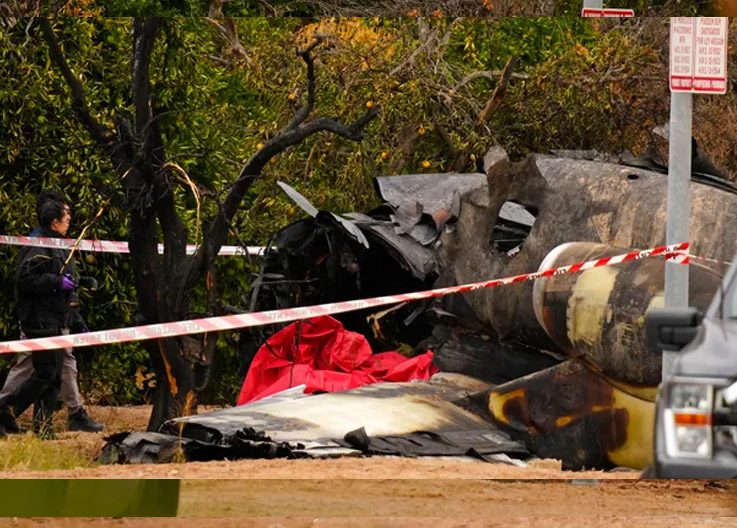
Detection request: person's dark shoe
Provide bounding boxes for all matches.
[0,406,20,434]
[0,425,6,439]
[68,407,104,433]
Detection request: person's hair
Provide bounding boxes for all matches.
[38,200,67,229]
[36,190,67,224]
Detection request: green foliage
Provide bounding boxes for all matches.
[36,0,715,16]
[493,25,670,156]
[449,17,597,70]
[64,0,311,16]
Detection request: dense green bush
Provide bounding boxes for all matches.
[62,0,714,16]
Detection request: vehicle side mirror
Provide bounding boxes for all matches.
[645,307,703,352]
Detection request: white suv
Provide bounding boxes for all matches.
[646,269,737,478]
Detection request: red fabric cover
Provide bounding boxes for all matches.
[236,315,439,405]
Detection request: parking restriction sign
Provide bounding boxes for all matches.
[670,17,728,94]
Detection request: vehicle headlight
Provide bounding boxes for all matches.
[664,383,713,459]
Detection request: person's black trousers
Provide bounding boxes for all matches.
[1,326,64,431]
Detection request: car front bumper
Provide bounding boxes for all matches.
[655,449,737,479]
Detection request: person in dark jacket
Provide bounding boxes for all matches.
[0,191,104,433]
[0,199,84,439]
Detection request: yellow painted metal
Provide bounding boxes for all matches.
[486,361,656,470]
[567,266,619,348]
[487,387,524,428]
[606,377,659,403]
[606,384,654,469]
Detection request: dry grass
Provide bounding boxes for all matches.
[0,405,151,472]
[0,433,95,471]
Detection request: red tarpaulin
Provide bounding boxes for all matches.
[236,315,439,405]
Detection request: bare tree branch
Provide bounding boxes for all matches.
[42,15,382,429]
[208,0,226,16]
[389,19,435,77]
[475,56,519,128]
[204,16,252,65]
[284,38,322,131]
[449,69,529,97]
[39,17,112,147]
[0,0,40,30]
[254,0,278,15]
[132,18,159,146]
[434,119,459,161]
[298,111,379,139]
[185,42,379,291]
[206,1,251,64]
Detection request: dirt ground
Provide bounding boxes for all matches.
[0,405,639,480]
[1,406,736,526]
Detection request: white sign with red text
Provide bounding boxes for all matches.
[670,17,728,94]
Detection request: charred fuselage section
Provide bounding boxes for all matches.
[240,148,737,470]
[442,152,737,469]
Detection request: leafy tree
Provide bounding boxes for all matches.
[36,16,378,430]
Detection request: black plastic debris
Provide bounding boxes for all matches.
[99,430,301,465]
[341,426,528,459]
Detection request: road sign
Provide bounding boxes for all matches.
[670,17,728,94]
[581,8,635,16]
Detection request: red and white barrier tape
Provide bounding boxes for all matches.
[688,253,732,267]
[0,242,689,354]
[0,235,265,256]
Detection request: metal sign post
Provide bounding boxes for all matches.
[582,0,603,8]
[664,91,692,375]
[665,17,728,377]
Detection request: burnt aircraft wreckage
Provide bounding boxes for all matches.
[105,145,737,470]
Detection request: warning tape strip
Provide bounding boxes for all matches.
[688,253,733,267]
[0,242,689,355]
[0,235,265,256]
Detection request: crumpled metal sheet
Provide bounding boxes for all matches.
[499,201,535,227]
[374,173,486,243]
[277,180,369,248]
[99,431,233,464]
[274,174,501,279]
[277,180,320,218]
[374,173,487,218]
[100,374,529,465]
[99,430,302,465]
[345,212,438,280]
[389,200,423,235]
[483,145,509,173]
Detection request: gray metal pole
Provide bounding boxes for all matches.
[663,90,692,377]
[583,0,604,7]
